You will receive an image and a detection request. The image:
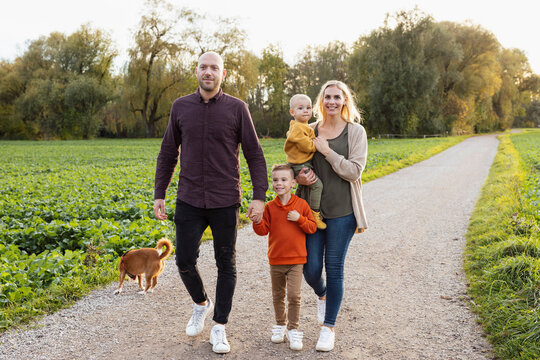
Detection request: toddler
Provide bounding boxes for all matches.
[284,94,326,229]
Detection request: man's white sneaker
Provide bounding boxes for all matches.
[286,329,303,351]
[317,297,326,325]
[271,325,286,343]
[209,324,230,354]
[185,299,213,337]
[316,326,334,352]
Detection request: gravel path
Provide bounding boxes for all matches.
[0,135,499,360]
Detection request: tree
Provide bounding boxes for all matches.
[121,0,250,137]
[0,61,26,138]
[184,12,252,101]
[515,73,540,128]
[516,99,540,127]
[347,10,525,136]
[348,9,442,135]
[64,77,112,137]
[122,0,197,138]
[250,45,290,137]
[291,42,350,101]
[224,50,260,102]
[0,25,116,139]
[491,49,532,129]
[441,22,501,133]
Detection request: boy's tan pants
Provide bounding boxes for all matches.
[270,264,303,330]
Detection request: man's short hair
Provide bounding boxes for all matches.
[198,51,224,70]
[271,163,295,178]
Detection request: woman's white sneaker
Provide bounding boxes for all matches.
[317,297,326,325]
[286,329,303,351]
[271,325,286,343]
[209,324,230,354]
[316,326,334,351]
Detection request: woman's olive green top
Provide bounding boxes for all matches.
[297,121,368,232]
[311,124,353,219]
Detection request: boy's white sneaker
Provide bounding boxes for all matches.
[317,297,326,325]
[286,329,303,351]
[209,324,230,354]
[316,326,335,351]
[185,299,213,336]
[271,325,287,343]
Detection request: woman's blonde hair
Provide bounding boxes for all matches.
[313,80,362,124]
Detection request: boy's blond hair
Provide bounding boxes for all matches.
[271,163,295,178]
[289,94,311,110]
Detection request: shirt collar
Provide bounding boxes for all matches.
[197,88,223,103]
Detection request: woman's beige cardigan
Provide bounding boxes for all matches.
[308,121,368,232]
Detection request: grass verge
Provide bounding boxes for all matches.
[464,130,539,359]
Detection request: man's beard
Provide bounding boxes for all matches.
[198,77,219,92]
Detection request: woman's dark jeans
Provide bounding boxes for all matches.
[174,200,239,325]
[303,212,356,327]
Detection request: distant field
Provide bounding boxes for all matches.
[0,135,465,330]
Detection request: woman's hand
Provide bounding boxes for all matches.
[296,167,317,186]
[313,136,331,157]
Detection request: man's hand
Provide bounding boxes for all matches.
[153,199,167,220]
[287,210,300,222]
[247,199,264,224]
[296,167,317,186]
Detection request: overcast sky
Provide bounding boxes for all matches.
[1,0,538,74]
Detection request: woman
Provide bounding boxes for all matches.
[296,80,368,351]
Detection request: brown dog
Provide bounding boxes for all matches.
[114,238,173,295]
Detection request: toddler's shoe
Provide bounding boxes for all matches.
[312,210,327,230]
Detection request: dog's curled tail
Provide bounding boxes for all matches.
[156,238,173,260]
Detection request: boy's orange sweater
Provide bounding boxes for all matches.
[253,194,317,265]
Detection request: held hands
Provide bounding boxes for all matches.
[153,199,167,220]
[287,210,300,222]
[247,199,264,224]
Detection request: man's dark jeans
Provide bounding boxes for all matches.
[174,199,239,324]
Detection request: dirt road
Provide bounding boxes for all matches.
[0,135,499,359]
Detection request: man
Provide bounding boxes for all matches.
[153,51,267,354]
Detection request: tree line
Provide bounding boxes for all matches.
[0,1,538,140]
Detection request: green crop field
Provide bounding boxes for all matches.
[0,135,464,331]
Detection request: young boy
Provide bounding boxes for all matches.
[252,164,317,351]
[284,94,326,229]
